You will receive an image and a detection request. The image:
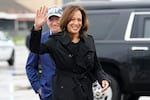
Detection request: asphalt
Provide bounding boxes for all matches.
[0,45,39,100]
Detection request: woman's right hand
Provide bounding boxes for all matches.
[34,6,48,31]
[101,80,110,92]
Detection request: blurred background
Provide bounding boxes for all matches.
[0,0,149,100]
[0,0,143,41]
[0,0,64,41]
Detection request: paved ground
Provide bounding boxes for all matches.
[0,45,150,100]
[0,45,39,100]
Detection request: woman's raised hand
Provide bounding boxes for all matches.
[34,6,48,30]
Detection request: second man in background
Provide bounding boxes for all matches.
[26,6,63,100]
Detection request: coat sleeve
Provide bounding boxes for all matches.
[93,53,110,85]
[89,36,110,85]
[29,26,53,54]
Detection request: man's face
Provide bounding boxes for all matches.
[47,16,60,33]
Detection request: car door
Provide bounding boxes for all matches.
[125,12,150,91]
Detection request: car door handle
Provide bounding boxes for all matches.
[131,46,149,51]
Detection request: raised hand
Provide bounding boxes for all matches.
[34,6,48,30]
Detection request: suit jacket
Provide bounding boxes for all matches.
[26,31,55,99]
[30,28,109,100]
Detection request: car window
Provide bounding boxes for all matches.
[129,13,150,38]
[125,12,150,41]
[144,18,150,38]
[88,11,119,40]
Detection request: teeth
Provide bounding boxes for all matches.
[72,26,78,30]
[73,28,77,30]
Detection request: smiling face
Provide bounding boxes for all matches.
[67,10,82,35]
[60,5,89,37]
[47,16,60,33]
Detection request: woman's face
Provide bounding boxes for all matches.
[67,10,82,35]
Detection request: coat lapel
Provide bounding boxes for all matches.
[76,36,95,69]
[57,32,95,69]
[58,32,71,46]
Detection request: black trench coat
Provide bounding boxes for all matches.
[30,28,109,100]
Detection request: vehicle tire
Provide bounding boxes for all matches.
[8,50,15,66]
[92,74,121,100]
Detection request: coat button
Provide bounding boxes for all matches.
[68,54,73,58]
[87,55,91,59]
[60,86,64,88]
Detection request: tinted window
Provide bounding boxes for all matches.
[144,18,150,38]
[88,11,119,40]
[131,14,150,38]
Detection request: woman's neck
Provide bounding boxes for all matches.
[71,33,80,43]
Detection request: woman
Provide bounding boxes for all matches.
[30,5,110,100]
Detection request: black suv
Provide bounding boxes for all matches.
[64,1,150,100]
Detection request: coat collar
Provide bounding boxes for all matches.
[57,31,95,69]
[59,32,71,45]
[57,31,95,51]
[58,31,93,47]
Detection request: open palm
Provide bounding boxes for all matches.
[34,6,48,29]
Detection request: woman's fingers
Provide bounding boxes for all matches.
[101,80,109,92]
[40,6,48,15]
[34,6,48,30]
[37,6,48,17]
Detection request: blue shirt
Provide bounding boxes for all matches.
[26,31,55,98]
